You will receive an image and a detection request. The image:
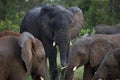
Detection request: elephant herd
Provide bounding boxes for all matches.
[65,33,120,80]
[0,4,120,80]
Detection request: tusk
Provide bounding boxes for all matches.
[53,41,56,46]
[70,41,72,46]
[98,79,103,80]
[73,66,77,71]
[40,77,44,80]
[61,66,68,70]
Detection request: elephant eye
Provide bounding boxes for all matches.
[41,56,45,60]
[38,55,45,63]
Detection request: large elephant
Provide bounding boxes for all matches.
[20,4,84,80]
[64,33,120,80]
[95,24,120,34]
[0,32,47,80]
[93,48,120,80]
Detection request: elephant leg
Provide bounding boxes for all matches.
[48,48,58,80]
[60,51,69,80]
[41,36,58,80]
[83,63,94,80]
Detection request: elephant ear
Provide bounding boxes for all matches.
[67,7,84,39]
[68,7,84,26]
[90,38,114,67]
[113,48,120,64]
[18,32,35,74]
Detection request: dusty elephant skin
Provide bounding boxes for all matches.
[0,32,47,80]
[20,4,84,80]
[64,33,120,80]
[93,48,120,80]
[94,24,120,34]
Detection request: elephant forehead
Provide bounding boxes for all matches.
[79,46,89,54]
[72,44,89,55]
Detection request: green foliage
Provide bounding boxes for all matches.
[74,66,84,80]
[79,28,90,36]
[0,0,120,32]
[0,0,44,32]
[26,74,32,80]
[0,19,19,32]
[79,0,120,29]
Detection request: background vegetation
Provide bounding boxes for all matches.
[0,0,120,33]
[0,0,120,80]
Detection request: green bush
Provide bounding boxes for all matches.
[0,19,19,32]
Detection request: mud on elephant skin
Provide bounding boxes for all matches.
[94,24,120,34]
[64,33,120,80]
[20,4,84,80]
[93,48,120,80]
[0,32,47,80]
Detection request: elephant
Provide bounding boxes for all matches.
[94,24,120,34]
[20,4,84,80]
[64,33,120,80]
[0,30,20,37]
[93,48,120,80]
[0,32,47,80]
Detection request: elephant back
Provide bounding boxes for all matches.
[95,24,120,34]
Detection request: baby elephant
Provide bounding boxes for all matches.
[0,32,47,80]
[93,48,120,80]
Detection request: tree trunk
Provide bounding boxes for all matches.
[0,0,7,20]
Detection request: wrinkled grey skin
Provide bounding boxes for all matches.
[0,32,47,80]
[64,33,120,80]
[20,4,84,80]
[93,48,120,80]
[95,24,120,34]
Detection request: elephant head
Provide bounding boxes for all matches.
[19,32,47,80]
[65,36,114,80]
[93,48,120,80]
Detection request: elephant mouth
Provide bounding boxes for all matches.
[31,68,45,80]
[31,74,44,80]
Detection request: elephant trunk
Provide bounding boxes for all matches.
[64,65,74,80]
[55,30,70,67]
[59,41,69,67]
